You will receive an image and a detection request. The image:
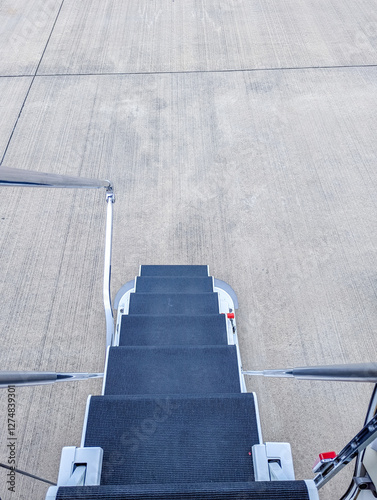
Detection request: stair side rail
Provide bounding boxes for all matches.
[0,166,115,346]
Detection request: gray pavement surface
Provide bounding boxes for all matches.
[1,1,377,499]
[0,0,62,76]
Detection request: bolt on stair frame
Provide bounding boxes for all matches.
[0,166,115,347]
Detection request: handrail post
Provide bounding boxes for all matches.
[0,167,116,349]
[104,185,115,347]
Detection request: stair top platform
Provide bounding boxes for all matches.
[140,265,209,277]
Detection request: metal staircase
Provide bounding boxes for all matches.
[2,170,376,499]
[47,265,318,500]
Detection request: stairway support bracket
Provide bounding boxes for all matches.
[252,442,295,482]
[57,446,103,487]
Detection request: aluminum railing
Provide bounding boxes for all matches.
[0,166,115,347]
[0,371,103,388]
[243,363,377,382]
[0,166,112,190]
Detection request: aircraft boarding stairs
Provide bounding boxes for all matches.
[47,265,318,500]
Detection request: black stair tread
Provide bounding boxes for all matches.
[128,293,219,315]
[119,315,228,346]
[104,346,240,395]
[140,265,209,277]
[135,276,214,293]
[84,394,260,485]
[56,481,312,499]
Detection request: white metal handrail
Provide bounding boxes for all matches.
[0,166,111,190]
[0,371,103,388]
[104,187,115,346]
[0,166,115,346]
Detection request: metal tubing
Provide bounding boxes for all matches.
[243,363,377,382]
[314,412,377,488]
[65,465,86,486]
[1,167,116,350]
[104,188,115,347]
[0,371,103,388]
[340,385,377,500]
[0,462,56,485]
[244,370,293,378]
[0,166,111,190]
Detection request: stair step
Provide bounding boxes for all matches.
[104,346,240,395]
[140,265,209,277]
[56,481,312,499]
[119,315,228,346]
[135,277,214,293]
[128,293,219,315]
[83,394,260,485]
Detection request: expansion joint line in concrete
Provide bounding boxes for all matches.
[46,62,377,76]
[1,62,377,80]
[0,64,377,78]
[0,0,66,166]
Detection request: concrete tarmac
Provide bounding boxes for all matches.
[1,1,377,498]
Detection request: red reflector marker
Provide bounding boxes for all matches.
[313,451,337,472]
[319,451,337,461]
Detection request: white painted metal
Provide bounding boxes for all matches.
[57,449,80,485]
[252,445,270,481]
[113,279,136,310]
[304,480,320,500]
[252,442,295,482]
[114,286,134,345]
[65,466,86,486]
[362,446,377,489]
[57,446,103,486]
[76,448,103,485]
[45,487,58,499]
[80,395,92,448]
[269,462,288,480]
[214,285,233,315]
[101,346,111,395]
[214,283,247,392]
[353,490,377,499]
[252,392,264,444]
[104,189,115,347]
[265,442,295,480]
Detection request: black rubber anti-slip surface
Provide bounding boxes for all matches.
[104,346,240,395]
[140,265,209,277]
[84,394,260,485]
[128,293,219,315]
[135,277,214,293]
[56,481,311,499]
[119,315,228,346]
